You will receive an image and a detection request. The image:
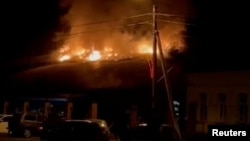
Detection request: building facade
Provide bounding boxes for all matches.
[186,71,250,135]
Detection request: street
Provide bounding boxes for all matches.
[0,134,39,141]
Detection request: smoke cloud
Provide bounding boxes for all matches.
[54,0,191,59]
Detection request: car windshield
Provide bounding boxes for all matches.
[9,114,22,122]
[13,114,22,119]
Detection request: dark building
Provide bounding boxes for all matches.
[186,71,250,135]
[1,59,186,131]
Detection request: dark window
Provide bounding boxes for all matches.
[37,115,46,122]
[24,115,36,121]
[218,93,227,120]
[200,94,207,102]
[200,93,207,121]
[238,93,248,122]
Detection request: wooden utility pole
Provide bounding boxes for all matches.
[152,5,157,110]
[156,32,182,140]
[151,5,182,140]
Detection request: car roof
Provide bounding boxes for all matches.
[64,119,108,127]
[84,119,106,122]
[13,112,45,116]
[0,114,13,117]
[65,119,106,123]
[65,119,91,123]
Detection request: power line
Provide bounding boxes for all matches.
[156,13,196,19]
[124,13,152,19]
[56,21,151,38]
[157,19,196,26]
[54,12,196,41]
[57,19,194,38]
[70,13,152,28]
[70,20,119,28]
[54,21,195,41]
[69,12,194,28]
[115,21,151,28]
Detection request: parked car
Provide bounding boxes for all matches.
[40,119,110,141]
[8,112,47,138]
[0,114,13,133]
[83,119,111,135]
[129,123,182,141]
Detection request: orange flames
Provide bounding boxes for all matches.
[59,55,71,62]
[137,42,153,54]
[55,41,156,63]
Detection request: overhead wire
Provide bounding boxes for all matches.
[155,13,196,19]
[55,20,151,39]
[70,13,152,28]
[69,12,194,28]
[54,12,196,39]
[157,19,195,26]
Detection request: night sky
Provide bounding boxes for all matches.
[2,0,70,60]
[1,0,250,75]
[186,1,250,72]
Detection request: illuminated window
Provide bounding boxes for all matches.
[200,93,207,121]
[218,93,227,121]
[238,93,248,122]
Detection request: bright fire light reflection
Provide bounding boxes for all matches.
[87,50,101,61]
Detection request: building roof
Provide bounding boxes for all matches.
[6,59,152,94]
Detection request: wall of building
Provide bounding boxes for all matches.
[186,71,250,135]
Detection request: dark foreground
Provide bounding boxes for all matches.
[1,133,238,141]
[0,134,39,141]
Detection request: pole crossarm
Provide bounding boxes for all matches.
[157,65,174,83]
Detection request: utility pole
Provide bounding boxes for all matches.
[156,32,182,140]
[151,5,157,110]
[151,5,182,140]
